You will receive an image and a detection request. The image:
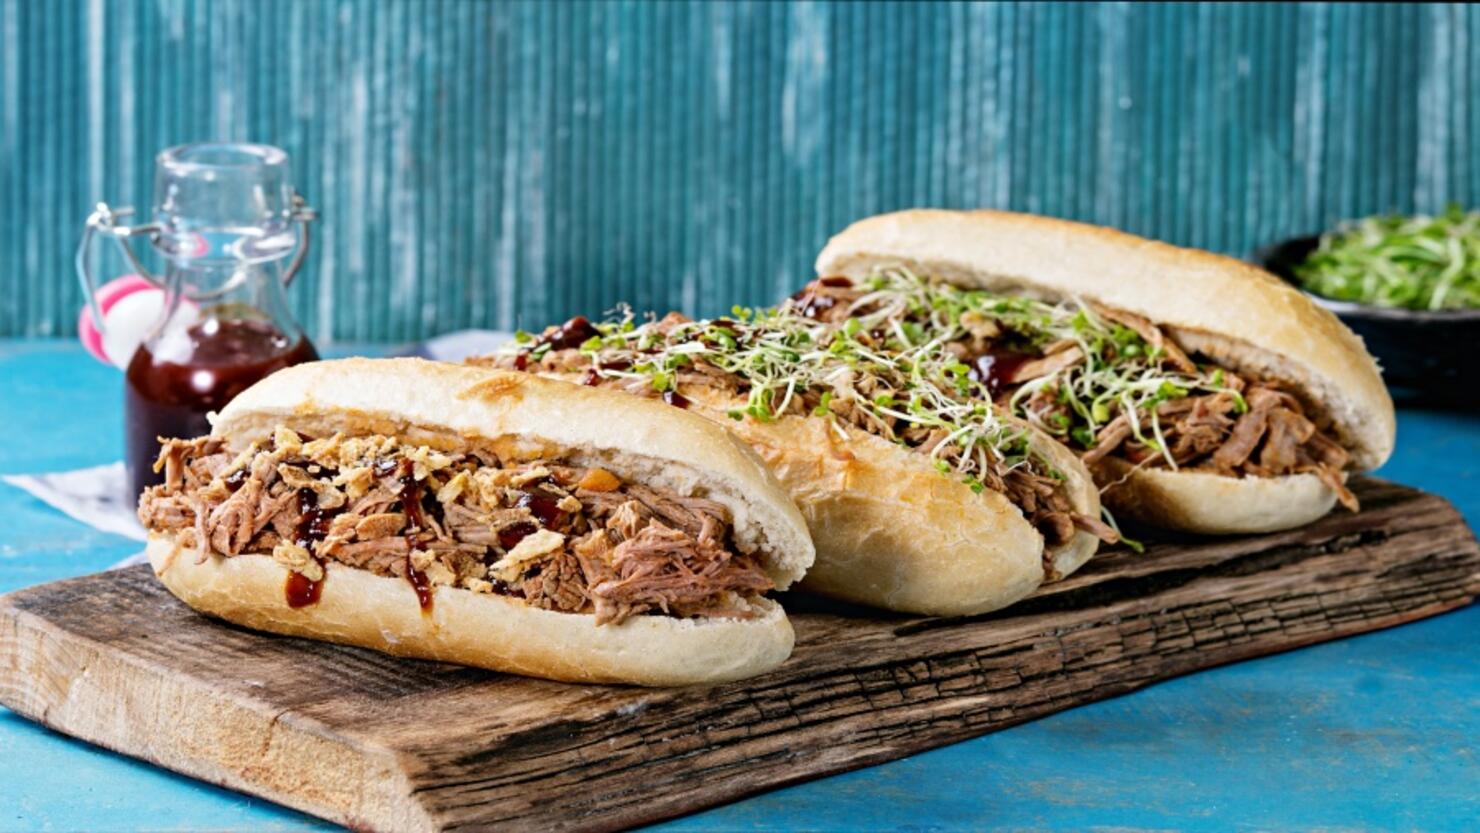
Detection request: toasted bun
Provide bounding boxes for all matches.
[522,377,1102,617]
[147,536,793,686]
[816,209,1396,472]
[150,358,814,686]
[213,358,813,588]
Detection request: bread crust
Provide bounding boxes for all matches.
[148,537,794,686]
[816,208,1396,534]
[146,358,813,686]
[1093,458,1338,534]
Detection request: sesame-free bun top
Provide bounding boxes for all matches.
[816,209,1395,471]
[210,358,814,588]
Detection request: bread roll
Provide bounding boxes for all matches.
[816,209,1396,533]
[144,359,814,686]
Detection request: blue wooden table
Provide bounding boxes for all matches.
[1,340,1476,832]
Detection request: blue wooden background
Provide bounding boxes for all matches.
[1,1,1476,342]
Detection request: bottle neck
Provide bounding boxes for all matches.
[145,259,307,365]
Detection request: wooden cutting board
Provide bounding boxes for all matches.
[1,478,1476,833]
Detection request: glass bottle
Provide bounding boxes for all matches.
[78,144,320,500]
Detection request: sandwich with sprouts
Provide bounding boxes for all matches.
[805,209,1396,534]
[476,300,1115,617]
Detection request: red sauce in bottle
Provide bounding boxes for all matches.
[125,318,317,499]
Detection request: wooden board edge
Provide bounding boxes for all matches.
[0,599,434,833]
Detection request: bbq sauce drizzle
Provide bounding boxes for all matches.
[283,451,578,613]
[285,489,341,608]
[284,457,440,612]
[404,546,434,612]
[394,459,436,613]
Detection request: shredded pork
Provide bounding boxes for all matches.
[791,275,1360,513]
[138,432,773,625]
[1020,364,1357,512]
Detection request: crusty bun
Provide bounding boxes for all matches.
[1093,459,1337,535]
[816,209,1397,533]
[149,358,813,686]
[731,409,1101,616]
[520,379,1102,617]
[148,537,793,687]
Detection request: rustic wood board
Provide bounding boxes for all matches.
[1,478,1476,833]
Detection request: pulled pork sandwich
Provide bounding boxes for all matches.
[139,358,814,686]
[809,209,1397,534]
[474,300,1114,618]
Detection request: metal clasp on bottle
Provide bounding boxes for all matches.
[76,193,317,326]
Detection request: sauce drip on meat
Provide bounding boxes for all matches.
[283,570,323,608]
[286,490,339,608]
[791,288,836,319]
[969,351,1033,398]
[395,460,426,530]
[515,315,602,366]
[497,521,537,551]
[540,316,600,350]
[293,490,341,546]
[662,390,692,409]
[581,358,634,386]
[404,546,434,613]
[517,492,566,529]
[790,276,855,320]
[224,467,249,492]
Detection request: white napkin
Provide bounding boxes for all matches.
[8,330,515,571]
[4,462,149,568]
[4,462,146,541]
[397,329,514,362]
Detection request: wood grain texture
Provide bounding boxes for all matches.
[1,478,1476,832]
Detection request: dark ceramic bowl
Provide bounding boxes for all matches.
[1254,235,1480,407]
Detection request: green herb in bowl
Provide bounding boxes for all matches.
[1293,205,1480,311]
